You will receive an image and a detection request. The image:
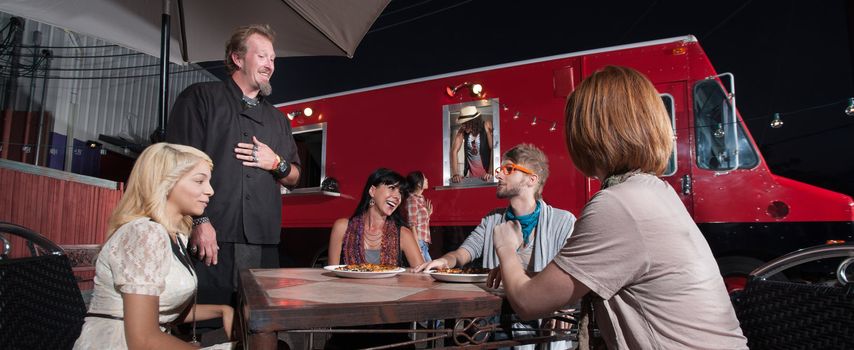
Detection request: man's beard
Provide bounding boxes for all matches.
[496,184,520,199]
[259,81,272,96]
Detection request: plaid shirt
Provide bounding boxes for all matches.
[406,194,431,243]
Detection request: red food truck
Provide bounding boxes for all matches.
[276,35,854,292]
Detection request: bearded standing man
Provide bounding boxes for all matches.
[166,24,300,315]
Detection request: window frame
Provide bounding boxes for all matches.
[438,98,501,189]
[660,93,677,177]
[284,122,329,195]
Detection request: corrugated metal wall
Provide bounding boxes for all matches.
[0,12,217,164]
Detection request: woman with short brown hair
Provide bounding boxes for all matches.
[492,66,747,349]
[564,65,673,177]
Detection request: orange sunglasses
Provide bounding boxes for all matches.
[495,163,536,176]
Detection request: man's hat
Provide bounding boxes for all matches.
[456,106,481,125]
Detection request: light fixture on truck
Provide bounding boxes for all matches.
[445,82,484,98]
[287,107,314,121]
[471,83,483,96]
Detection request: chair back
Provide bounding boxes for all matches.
[0,222,87,350]
[733,243,854,350]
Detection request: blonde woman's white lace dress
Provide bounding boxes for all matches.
[73,217,228,349]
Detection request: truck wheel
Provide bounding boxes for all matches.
[716,256,786,294]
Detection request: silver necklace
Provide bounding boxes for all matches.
[241,95,259,108]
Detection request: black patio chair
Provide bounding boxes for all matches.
[732,242,854,350]
[0,222,87,350]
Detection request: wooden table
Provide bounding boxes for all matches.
[237,268,504,349]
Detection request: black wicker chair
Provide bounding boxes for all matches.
[0,222,87,350]
[733,243,854,350]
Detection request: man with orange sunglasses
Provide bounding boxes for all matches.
[415,143,576,348]
[415,143,576,274]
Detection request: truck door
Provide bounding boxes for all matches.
[656,82,694,216]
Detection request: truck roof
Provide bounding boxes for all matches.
[276,35,698,107]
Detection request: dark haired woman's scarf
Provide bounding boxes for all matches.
[341,213,400,265]
[504,201,541,246]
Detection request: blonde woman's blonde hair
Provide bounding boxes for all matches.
[106,143,213,238]
[564,66,673,177]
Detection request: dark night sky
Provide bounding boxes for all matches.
[205,0,854,197]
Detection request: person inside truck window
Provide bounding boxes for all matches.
[491,66,748,349]
[327,168,425,268]
[450,105,494,184]
[415,143,576,349]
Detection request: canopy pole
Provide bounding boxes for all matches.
[34,50,52,166]
[153,0,171,143]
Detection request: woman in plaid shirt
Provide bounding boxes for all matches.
[406,171,433,262]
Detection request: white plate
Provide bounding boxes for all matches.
[428,271,489,283]
[323,265,405,279]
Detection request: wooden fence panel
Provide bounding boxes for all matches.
[0,162,122,259]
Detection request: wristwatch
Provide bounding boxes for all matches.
[272,156,292,179]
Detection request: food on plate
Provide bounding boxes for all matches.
[434,267,490,274]
[335,263,399,272]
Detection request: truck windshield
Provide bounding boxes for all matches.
[693,80,758,170]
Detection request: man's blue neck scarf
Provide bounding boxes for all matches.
[505,201,541,246]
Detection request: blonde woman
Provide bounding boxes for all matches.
[74,143,233,349]
[492,66,747,349]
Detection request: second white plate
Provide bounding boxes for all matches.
[428,271,489,283]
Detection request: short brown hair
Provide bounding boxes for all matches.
[224,24,276,74]
[504,143,549,199]
[564,66,672,177]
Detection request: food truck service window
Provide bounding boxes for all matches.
[442,99,501,187]
[286,123,327,193]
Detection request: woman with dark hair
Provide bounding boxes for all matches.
[328,168,424,267]
[405,171,433,262]
[324,169,423,350]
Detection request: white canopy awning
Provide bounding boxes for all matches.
[0,0,390,63]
